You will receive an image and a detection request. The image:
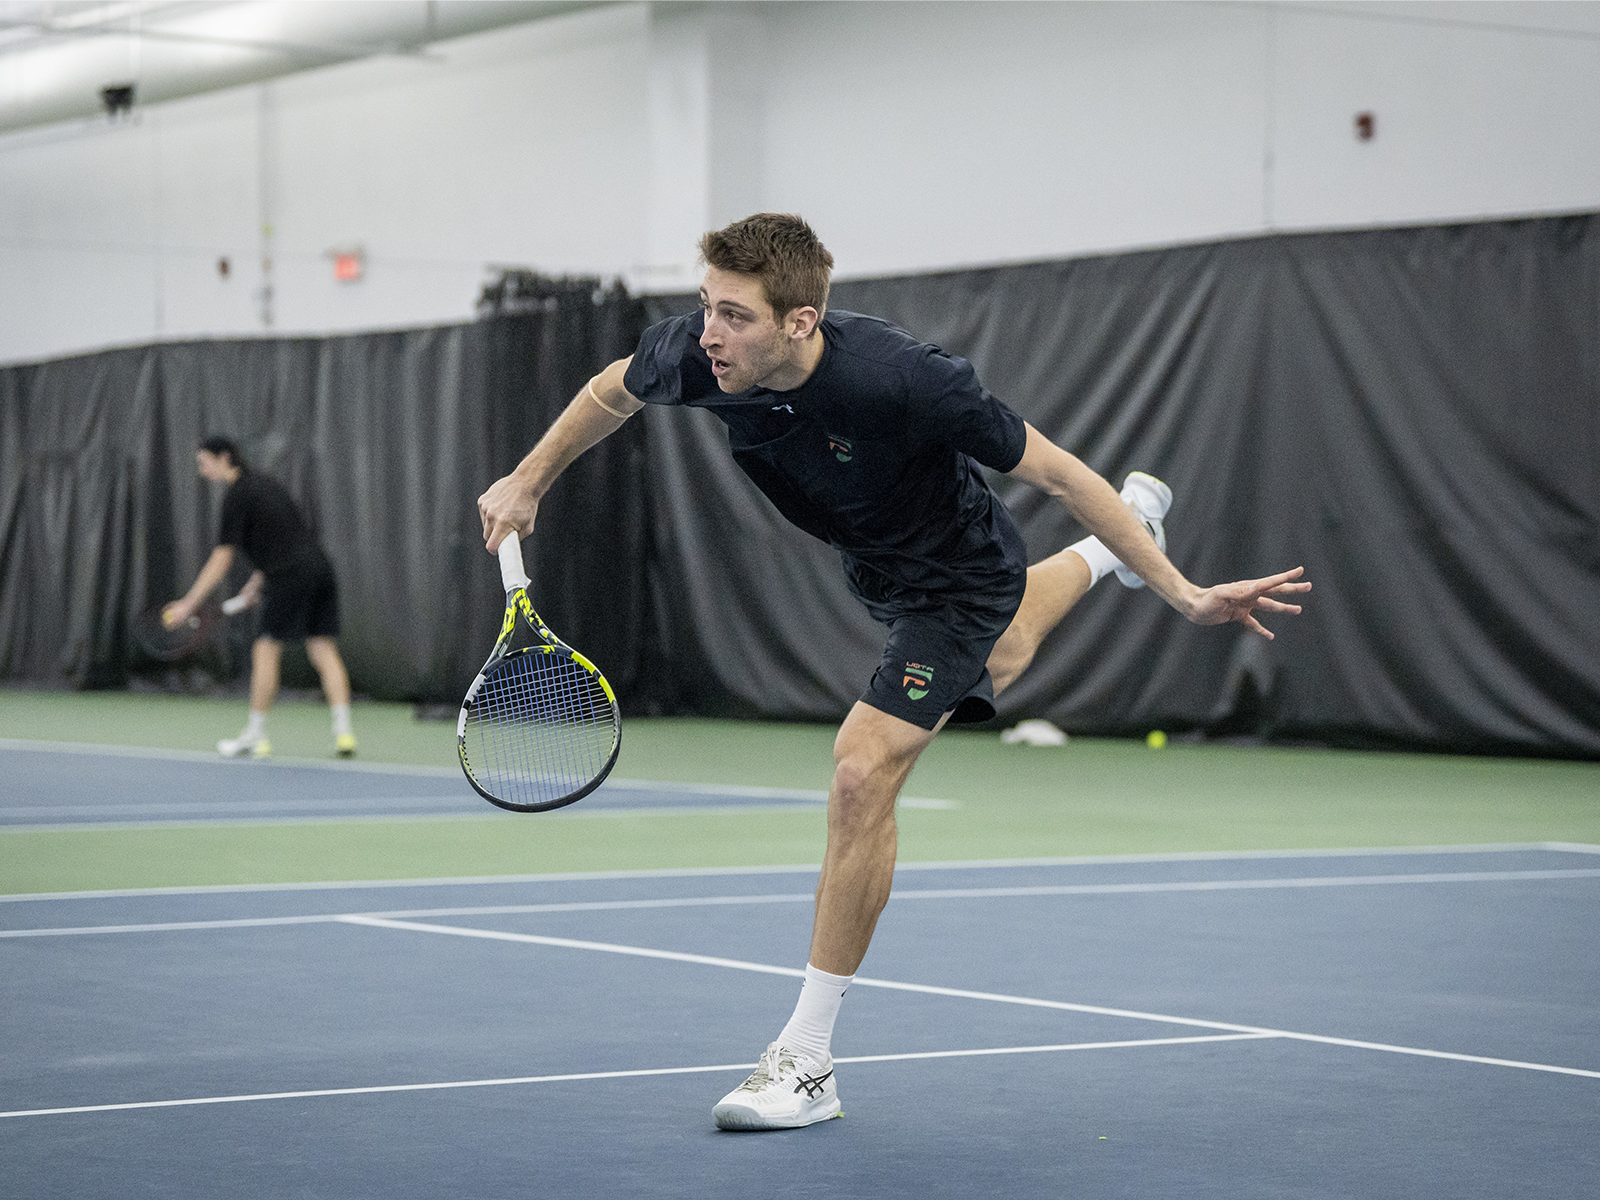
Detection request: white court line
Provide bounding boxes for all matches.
[339,916,1600,1081]
[0,1034,1270,1120]
[0,797,470,820]
[0,738,943,806]
[5,868,1598,938]
[0,737,858,802]
[0,737,460,776]
[5,842,1594,904]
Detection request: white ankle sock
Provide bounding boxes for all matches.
[244,711,267,739]
[777,962,854,1062]
[1068,536,1123,587]
[331,704,352,737]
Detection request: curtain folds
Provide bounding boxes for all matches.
[2,217,1595,756]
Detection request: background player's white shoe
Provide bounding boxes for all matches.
[217,732,270,759]
[1114,471,1172,589]
[712,1042,842,1131]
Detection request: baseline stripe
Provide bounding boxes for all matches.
[0,915,352,938]
[6,868,1596,938]
[346,917,1600,1081]
[0,1035,1267,1120]
[836,1033,1277,1064]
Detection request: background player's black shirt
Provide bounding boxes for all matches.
[218,470,323,578]
[623,309,1029,596]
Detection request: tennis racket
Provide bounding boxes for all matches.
[131,595,251,663]
[457,530,621,813]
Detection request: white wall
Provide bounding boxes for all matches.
[0,4,652,362]
[3,1,1599,365]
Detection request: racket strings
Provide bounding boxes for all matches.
[463,651,616,809]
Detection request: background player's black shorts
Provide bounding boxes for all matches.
[260,553,341,641]
[845,559,1027,731]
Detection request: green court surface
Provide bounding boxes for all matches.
[1,689,1596,895]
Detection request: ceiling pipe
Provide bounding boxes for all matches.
[0,0,609,136]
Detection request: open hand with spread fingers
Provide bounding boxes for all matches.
[1183,567,1311,640]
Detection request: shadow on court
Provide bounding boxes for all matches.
[3,846,1596,1199]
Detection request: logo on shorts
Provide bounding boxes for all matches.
[827,434,853,462]
[902,662,933,702]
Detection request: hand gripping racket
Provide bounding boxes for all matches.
[133,601,223,662]
[458,531,621,813]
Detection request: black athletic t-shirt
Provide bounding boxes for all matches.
[623,309,1029,595]
[218,470,322,577]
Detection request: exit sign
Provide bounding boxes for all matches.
[327,246,366,283]
[333,252,363,282]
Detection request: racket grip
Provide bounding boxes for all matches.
[497,530,531,591]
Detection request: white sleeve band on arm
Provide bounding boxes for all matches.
[585,378,634,419]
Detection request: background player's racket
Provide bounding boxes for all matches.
[458,531,620,813]
[130,595,246,662]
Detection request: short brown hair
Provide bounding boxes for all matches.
[698,213,833,320]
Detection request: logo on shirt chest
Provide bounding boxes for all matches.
[826,434,853,463]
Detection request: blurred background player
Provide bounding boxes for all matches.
[163,435,356,759]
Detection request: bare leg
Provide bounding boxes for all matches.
[986,547,1094,695]
[250,637,282,715]
[305,636,351,707]
[808,702,942,976]
[809,548,1097,972]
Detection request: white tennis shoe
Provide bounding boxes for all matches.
[712,1042,842,1131]
[217,732,270,759]
[1114,471,1173,590]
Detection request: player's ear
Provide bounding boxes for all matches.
[787,306,820,340]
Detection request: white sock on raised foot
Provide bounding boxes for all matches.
[776,962,854,1062]
[1068,536,1123,588]
[331,704,353,738]
[244,711,267,740]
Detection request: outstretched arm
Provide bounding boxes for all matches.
[477,357,644,552]
[1008,423,1309,639]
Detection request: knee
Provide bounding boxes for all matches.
[830,754,875,809]
[829,747,906,839]
[306,636,341,664]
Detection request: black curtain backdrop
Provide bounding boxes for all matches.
[0,285,649,707]
[2,216,1596,756]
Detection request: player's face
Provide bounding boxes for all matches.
[196,450,232,481]
[698,268,797,393]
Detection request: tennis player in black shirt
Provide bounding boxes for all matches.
[165,436,357,759]
[478,214,1310,1130]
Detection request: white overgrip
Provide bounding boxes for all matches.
[497,530,531,591]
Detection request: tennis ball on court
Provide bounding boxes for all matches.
[1145,729,1167,749]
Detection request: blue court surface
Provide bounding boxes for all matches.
[3,842,1597,1198]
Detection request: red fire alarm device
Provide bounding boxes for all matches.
[1355,111,1375,141]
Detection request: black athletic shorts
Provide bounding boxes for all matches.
[260,552,341,641]
[844,557,1027,731]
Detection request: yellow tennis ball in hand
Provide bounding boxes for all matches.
[1146,729,1167,749]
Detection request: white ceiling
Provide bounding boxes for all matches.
[0,0,610,133]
